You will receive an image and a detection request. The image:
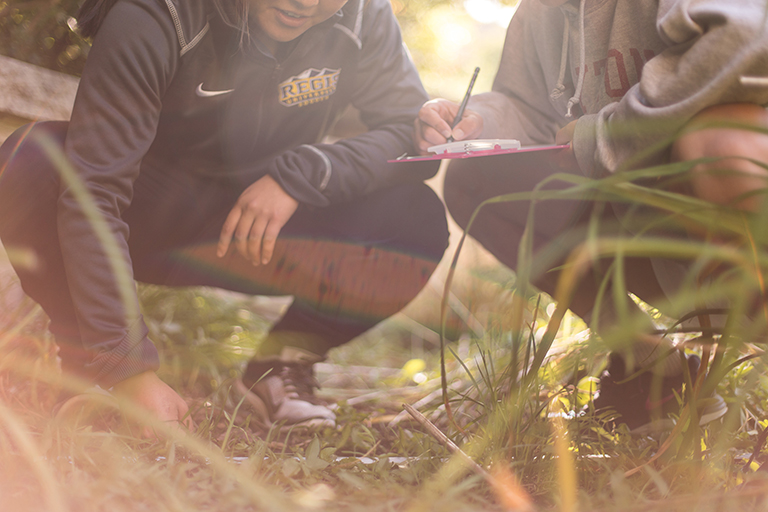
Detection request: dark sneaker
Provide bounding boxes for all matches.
[234,347,336,428]
[594,352,727,435]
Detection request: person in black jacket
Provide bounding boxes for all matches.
[0,0,448,432]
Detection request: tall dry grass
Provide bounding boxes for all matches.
[4,122,768,511]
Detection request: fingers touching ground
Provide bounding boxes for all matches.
[111,371,194,439]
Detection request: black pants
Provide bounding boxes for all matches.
[0,121,449,380]
[443,151,669,331]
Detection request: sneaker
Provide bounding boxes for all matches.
[594,352,727,435]
[234,347,336,428]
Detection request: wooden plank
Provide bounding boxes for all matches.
[0,55,78,123]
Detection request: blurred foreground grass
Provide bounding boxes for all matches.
[7,1,768,510]
[6,125,768,510]
[5,159,768,511]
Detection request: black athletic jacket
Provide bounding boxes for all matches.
[61,0,436,387]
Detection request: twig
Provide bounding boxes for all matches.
[402,403,491,480]
[388,380,465,427]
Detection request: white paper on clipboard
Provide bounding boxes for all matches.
[389,139,569,163]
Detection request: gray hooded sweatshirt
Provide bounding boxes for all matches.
[493,0,768,177]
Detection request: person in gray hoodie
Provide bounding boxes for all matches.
[414,0,768,433]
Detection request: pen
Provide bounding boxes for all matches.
[446,66,480,143]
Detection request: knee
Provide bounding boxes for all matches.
[672,103,768,162]
[0,121,68,195]
[0,122,68,228]
[671,103,768,210]
[378,183,448,261]
[407,184,450,259]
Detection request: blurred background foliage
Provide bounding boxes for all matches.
[392,0,518,97]
[0,0,88,76]
[0,0,519,98]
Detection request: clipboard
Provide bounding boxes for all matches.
[389,139,569,162]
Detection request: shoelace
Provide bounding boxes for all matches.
[279,363,321,401]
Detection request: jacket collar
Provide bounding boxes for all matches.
[245,7,346,61]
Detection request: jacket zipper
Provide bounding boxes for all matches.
[252,61,282,145]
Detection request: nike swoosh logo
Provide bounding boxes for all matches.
[196,83,234,97]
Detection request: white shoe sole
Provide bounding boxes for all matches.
[233,378,336,429]
[630,394,728,436]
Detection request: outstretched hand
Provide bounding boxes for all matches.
[413,98,484,155]
[217,174,299,265]
[112,371,193,438]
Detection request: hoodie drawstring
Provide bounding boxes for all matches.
[549,0,587,118]
[566,0,587,117]
[549,19,570,102]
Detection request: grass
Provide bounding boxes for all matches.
[3,266,768,511]
[5,146,768,510]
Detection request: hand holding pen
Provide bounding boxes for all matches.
[412,67,483,155]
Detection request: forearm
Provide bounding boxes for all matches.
[56,191,159,388]
[468,90,564,146]
[470,92,527,140]
[57,0,175,385]
[228,122,437,207]
[313,125,439,203]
